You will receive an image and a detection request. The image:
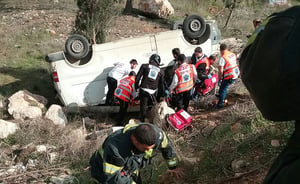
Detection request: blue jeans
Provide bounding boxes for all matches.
[217,78,236,108]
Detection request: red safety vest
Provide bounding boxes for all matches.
[195,56,210,74]
[174,63,195,94]
[222,50,238,80]
[114,76,135,102]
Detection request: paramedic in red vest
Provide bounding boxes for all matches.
[135,54,165,122]
[106,59,138,105]
[217,43,240,109]
[114,71,136,125]
[170,54,197,111]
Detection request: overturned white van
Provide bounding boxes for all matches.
[45,15,221,108]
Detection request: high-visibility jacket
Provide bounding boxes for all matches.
[174,63,195,94]
[222,50,239,80]
[114,76,135,102]
[89,123,178,184]
[195,56,210,74]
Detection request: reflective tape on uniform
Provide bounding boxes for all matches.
[103,162,122,174]
[167,157,178,167]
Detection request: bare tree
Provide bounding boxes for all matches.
[74,0,120,44]
[123,0,133,14]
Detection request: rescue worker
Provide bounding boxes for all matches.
[216,43,240,109]
[134,54,164,121]
[164,48,181,87]
[207,55,217,75]
[106,59,138,105]
[253,18,262,30]
[114,71,136,125]
[169,54,197,111]
[239,6,300,183]
[89,123,183,184]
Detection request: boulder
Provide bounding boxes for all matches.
[8,90,47,120]
[150,101,175,129]
[138,0,174,18]
[220,38,246,58]
[45,104,68,126]
[0,119,19,138]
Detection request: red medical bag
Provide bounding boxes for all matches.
[167,109,193,132]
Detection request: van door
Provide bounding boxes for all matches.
[150,35,158,53]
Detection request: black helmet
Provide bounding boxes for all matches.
[239,6,300,121]
[149,54,161,66]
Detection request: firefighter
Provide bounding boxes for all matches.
[134,54,164,122]
[106,59,138,105]
[114,71,136,125]
[217,43,240,109]
[89,123,183,184]
[239,6,300,183]
[169,54,197,111]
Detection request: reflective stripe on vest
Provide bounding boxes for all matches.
[114,77,134,102]
[222,50,238,80]
[174,64,194,94]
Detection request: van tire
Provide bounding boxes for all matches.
[65,34,90,60]
[197,24,211,44]
[183,15,206,39]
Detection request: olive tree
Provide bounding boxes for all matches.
[74,0,120,44]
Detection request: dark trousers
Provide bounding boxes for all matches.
[217,78,236,108]
[139,89,156,122]
[105,76,118,105]
[263,122,300,184]
[172,90,191,112]
[90,151,106,183]
[116,99,129,125]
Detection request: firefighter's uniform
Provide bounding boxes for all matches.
[89,123,178,184]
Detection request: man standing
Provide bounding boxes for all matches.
[89,123,182,184]
[217,43,239,109]
[114,71,136,125]
[106,59,138,105]
[164,48,181,87]
[135,54,164,121]
[169,54,197,111]
[191,47,208,65]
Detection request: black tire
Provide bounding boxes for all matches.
[197,24,211,44]
[171,20,183,30]
[65,34,90,60]
[183,15,206,39]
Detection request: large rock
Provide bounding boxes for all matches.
[149,101,175,129]
[0,119,19,138]
[220,38,246,58]
[8,90,47,120]
[138,0,174,18]
[45,104,68,126]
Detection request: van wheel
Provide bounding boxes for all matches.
[183,15,206,39]
[65,34,90,60]
[197,24,211,44]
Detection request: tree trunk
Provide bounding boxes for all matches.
[123,0,133,14]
